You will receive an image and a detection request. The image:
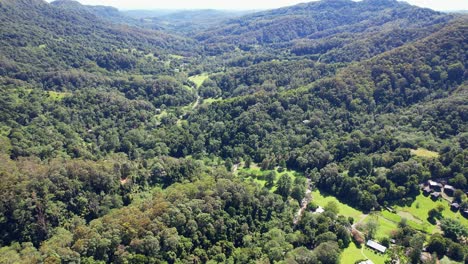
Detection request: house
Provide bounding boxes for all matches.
[428,180,443,192]
[444,185,456,196]
[366,240,387,254]
[430,192,441,201]
[314,206,325,214]
[423,186,432,196]
[462,210,468,218]
[451,203,460,212]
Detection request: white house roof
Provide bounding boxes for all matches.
[366,240,387,253]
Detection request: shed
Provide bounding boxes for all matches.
[462,210,468,218]
[428,180,443,192]
[444,185,455,196]
[451,203,460,212]
[423,186,432,196]
[430,192,440,201]
[366,240,387,253]
[314,206,325,214]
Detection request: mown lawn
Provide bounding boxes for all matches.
[440,256,464,264]
[188,73,209,88]
[393,193,468,233]
[311,189,363,221]
[373,214,399,239]
[341,242,388,264]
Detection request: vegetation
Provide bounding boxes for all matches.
[0,0,466,263]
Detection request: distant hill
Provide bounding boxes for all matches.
[0,0,197,85]
[50,0,146,27]
[123,9,254,34]
[195,0,452,61]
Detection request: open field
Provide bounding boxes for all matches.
[410,148,439,158]
[393,193,468,233]
[188,73,209,88]
[47,91,71,101]
[440,256,464,264]
[202,97,222,104]
[341,242,388,264]
[311,189,363,221]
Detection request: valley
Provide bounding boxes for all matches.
[0,0,466,263]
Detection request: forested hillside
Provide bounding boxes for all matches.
[0,0,466,263]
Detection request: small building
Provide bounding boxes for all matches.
[451,203,460,212]
[431,192,441,201]
[358,260,374,264]
[428,180,443,192]
[444,185,456,196]
[314,206,325,214]
[423,186,432,196]
[366,240,387,254]
[462,210,468,218]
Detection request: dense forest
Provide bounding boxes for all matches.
[0,0,467,263]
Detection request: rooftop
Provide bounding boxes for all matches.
[428,180,442,187]
[366,240,387,253]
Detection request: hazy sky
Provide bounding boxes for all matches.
[47,0,468,11]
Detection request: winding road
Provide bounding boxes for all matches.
[293,178,312,225]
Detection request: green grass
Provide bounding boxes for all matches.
[47,91,71,101]
[341,242,388,264]
[380,210,428,233]
[373,214,399,239]
[440,256,464,264]
[393,193,468,233]
[169,54,184,60]
[311,190,363,221]
[341,243,365,264]
[237,165,302,193]
[410,148,439,158]
[310,191,399,239]
[202,97,222,104]
[188,73,209,88]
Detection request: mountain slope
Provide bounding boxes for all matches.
[195,0,452,61]
[0,0,197,85]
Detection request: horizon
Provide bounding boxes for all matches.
[46,0,468,12]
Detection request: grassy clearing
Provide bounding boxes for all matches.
[393,193,468,233]
[373,214,399,239]
[154,110,168,121]
[410,148,439,158]
[169,54,184,60]
[341,243,365,264]
[47,91,71,101]
[188,73,209,88]
[237,165,302,193]
[440,256,464,264]
[341,242,388,264]
[380,210,429,233]
[311,191,399,238]
[202,97,222,104]
[311,189,363,221]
